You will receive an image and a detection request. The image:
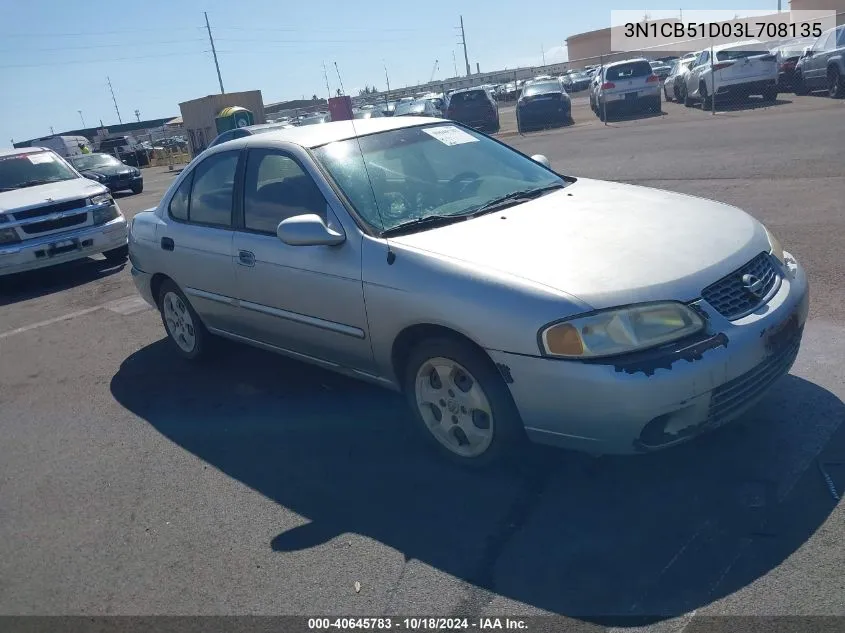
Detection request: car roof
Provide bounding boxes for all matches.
[711,39,769,52]
[0,146,52,157]
[449,87,488,94]
[238,116,445,149]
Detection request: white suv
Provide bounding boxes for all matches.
[0,147,128,277]
[683,40,778,109]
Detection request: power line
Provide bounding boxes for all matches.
[205,11,225,94]
[0,39,205,54]
[107,76,123,124]
[0,51,206,70]
[0,27,201,38]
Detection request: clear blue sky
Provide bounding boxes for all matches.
[1,0,779,145]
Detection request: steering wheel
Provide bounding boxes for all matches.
[446,171,481,197]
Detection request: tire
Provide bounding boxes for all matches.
[700,82,712,110]
[828,67,845,98]
[157,280,209,361]
[103,244,129,262]
[598,103,607,121]
[682,85,694,107]
[131,182,144,194]
[762,86,778,102]
[793,70,809,95]
[403,337,526,468]
[651,96,662,113]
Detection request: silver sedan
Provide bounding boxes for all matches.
[128,117,809,466]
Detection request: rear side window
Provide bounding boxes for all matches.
[606,61,652,80]
[168,173,192,221]
[836,26,845,47]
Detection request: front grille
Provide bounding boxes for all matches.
[707,325,802,427]
[21,213,87,235]
[701,252,780,320]
[13,198,87,221]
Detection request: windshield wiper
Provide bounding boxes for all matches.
[13,179,55,189]
[380,214,468,237]
[467,182,567,217]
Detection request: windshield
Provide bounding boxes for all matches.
[522,81,561,96]
[0,151,78,191]
[71,154,122,170]
[312,123,567,233]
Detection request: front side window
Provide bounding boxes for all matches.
[243,150,327,234]
[313,123,568,233]
[0,151,77,191]
[168,172,192,221]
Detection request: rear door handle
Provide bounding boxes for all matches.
[160,237,174,251]
[238,250,255,267]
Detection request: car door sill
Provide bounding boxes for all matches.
[239,299,366,339]
[206,326,395,389]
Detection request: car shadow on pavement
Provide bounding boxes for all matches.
[0,257,126,306]
[111,338,845,623]
[710,97,793,113]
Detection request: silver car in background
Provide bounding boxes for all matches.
[664,52,699,102]
[129,117,808,466]
[593,58,662,121]
[683,41,779,108]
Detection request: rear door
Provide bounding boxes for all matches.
[156,150,240,333]
[804,30,833,86]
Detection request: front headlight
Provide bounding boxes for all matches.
[764,226,785,264]
[540,302,705,359]
[90,193,113,206]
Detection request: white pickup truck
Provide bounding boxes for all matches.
[0,147,128,277]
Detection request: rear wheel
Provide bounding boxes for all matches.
[700,82,712,110]
[131,181,143,194]
[762,86,778,101]
[682,84,693,107]
[828,67,845,98]
[157,280,209,360]
[404,337,526,467]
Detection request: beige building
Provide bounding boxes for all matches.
[178,90,266,155]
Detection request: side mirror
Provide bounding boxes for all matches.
[277,213,346,247]
[531,154,551,169]
[802,46,814,58]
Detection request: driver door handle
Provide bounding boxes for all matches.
[238,250,255,267]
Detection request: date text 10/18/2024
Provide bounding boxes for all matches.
[308,617,528,630]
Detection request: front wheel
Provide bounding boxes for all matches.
[131,182,144,194]
[158,280,209,360]
[404,337,526,467]
[793,71,809,95]
[700,82,712,110]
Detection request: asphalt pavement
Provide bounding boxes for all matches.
[1,97,844,626]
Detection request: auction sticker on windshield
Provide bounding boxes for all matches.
[422,125,478,146]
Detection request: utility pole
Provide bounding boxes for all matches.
[457,15,471,76]
[452,50,458,76]
[78,110,85,127]
[134,109,141,123]
[322,62,332,100]
[204,11,225,94]
[107,77,122,124]
[383,60,390,94]
[50,126,54,135]
[541,44,546,66]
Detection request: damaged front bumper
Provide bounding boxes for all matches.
[486,252,809,456]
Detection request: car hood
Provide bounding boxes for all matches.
[389,178,770,310]
[0,178,106,213]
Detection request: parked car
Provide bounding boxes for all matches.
[683,41,778,109]
[70,153,144,194]
[771,37,817,90]
[516,79,572,133]
[0,147,128,276]
[98,135,147,167]
[566,71,593,92]
[393,99,440,117]
[793,25,845,98]
[353,108,385,119]
[650,61,673,80]
[209,122,297,148]
[664,52,699,102]
[25,135,92,159]
[444,88,500,133]
[128,117,808,466]
[593,59,662,121]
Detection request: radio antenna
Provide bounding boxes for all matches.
[333,61,395,265]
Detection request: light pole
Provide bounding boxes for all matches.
[78,110,85,127]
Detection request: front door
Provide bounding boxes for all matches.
[231,147,374,373]
[156,150,240,332]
